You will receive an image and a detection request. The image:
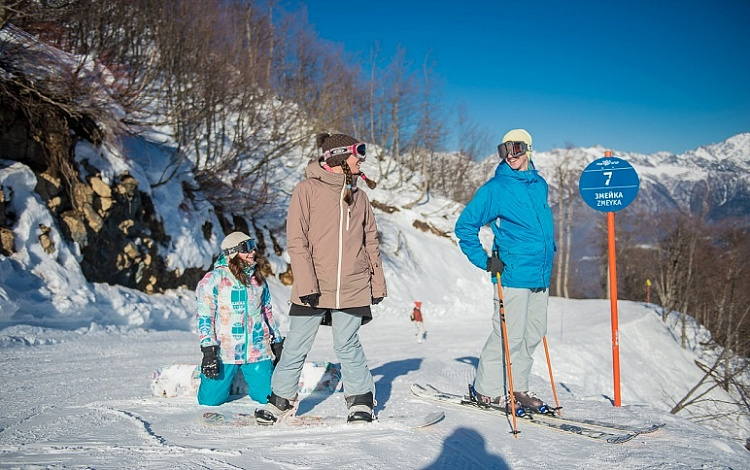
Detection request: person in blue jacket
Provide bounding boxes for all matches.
[454,128,555,414]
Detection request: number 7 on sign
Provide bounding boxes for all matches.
[603,171,613,185]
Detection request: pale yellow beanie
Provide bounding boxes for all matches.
[221,232,251,259]
[501,128,532,147]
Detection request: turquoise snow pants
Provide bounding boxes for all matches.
[197,359,273,406]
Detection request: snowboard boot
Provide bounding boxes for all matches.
[469,385,525,417]
[513,390,549,414]
[254,393,297,425]
[345,391,374,423]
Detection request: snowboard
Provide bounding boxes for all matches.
[152,361,342,398]
[201,409,445,429]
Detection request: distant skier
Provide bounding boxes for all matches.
[454,129,555,414]
[195,231,284,407]
[255,132,387,425]
[411,301,426,343]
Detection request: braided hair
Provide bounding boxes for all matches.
[341,161,354,205]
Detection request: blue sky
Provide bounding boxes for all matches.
[283,0,750,155]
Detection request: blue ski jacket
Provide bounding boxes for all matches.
[454,160,555,289]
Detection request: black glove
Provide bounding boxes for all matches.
[299,293,320,307]
[271,339,284,368]
[486,256,504,276]
[201,345,220,379]
[372,297,384,305]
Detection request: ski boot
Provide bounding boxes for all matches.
[513,390,550,414]
[469,385,525,417]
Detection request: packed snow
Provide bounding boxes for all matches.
[1,138,749,468]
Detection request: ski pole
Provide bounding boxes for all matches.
[542,336,561,415]
[497,273,519,438]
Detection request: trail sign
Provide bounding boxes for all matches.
[579,157,640,212]
[578,151,640,408]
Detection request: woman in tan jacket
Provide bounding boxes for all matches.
[256,132,387,425]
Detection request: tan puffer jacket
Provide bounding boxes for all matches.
[287,160,387,309]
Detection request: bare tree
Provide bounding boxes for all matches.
[379,45,417,187]
[548,146,585,298]
[1,1,25,30]
[669,314,750,432]
[403,52,443,209]
[699,224,750,378]
[141,0,310,213]
[651,212,701,323]
[447,104,490,203]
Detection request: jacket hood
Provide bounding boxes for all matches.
[494,160,539,180]
[305,159,360,191]
[214,253,230,268]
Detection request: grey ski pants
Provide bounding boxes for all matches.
[271,310,375,401]
[474,286,549,397]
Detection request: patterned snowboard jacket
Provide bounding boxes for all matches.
[195,255,282,364]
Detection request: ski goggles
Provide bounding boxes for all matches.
[497,141,530,159]
[223,238,256,256]
[323,143,367,161]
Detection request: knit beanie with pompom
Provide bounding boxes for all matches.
[317,132,359,167]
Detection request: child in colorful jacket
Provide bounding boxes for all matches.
[195,231,283,406]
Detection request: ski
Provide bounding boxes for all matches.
[419,384,664,435]
[201,409,444,429]
[411,384,663,444]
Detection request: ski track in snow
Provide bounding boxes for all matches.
[2,317,748,469]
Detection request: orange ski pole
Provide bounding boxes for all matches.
[497,273,519,438]
[542,336,561,415]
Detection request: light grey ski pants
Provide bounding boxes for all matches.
[271,310,375,401]
[474,286,549,397]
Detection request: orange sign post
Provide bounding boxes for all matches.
[607,209,621,407]
[578,150,640,407]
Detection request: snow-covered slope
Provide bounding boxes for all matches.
[1,135,749,467]
[0,285,748,467]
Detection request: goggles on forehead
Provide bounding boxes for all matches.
[223,238,256,256]
[497,141,530,159]
[323,143,366,161]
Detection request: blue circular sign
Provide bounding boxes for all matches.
[579,156,640,212]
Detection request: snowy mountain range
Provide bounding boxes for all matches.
[517,133,750,297]
[534,132,750,220]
